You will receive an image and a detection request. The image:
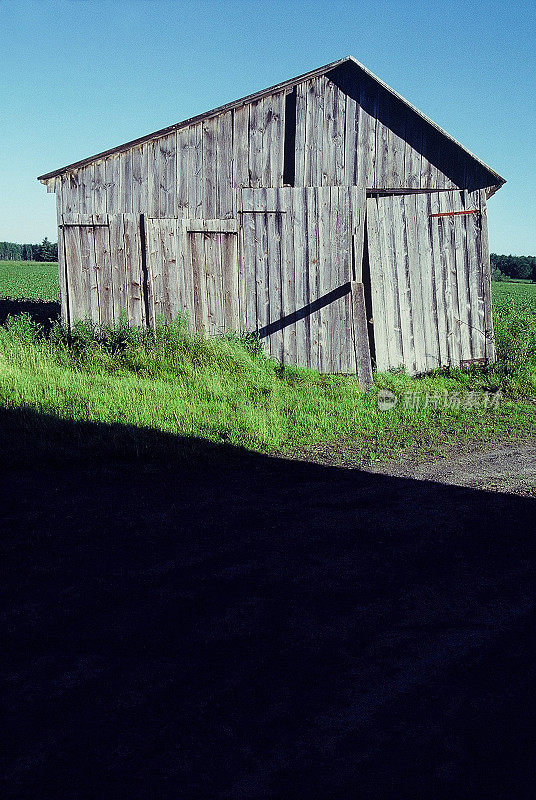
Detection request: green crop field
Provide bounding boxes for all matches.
[0,259,535,466]
[491,279,536,303]
[0,260,59,301]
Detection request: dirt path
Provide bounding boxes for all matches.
[367,438,536,496]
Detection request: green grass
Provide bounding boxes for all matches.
[0,260,535,465]
[0,260,59,301]
[0,308,534,465]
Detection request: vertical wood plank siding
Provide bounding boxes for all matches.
[366,190,491,374]
[56,67,492,220]
[144,218,239,335]
[56,192,69,324]
[239,187,367,373]
[61,213,145,327]
[58,94,286,219]
[293,68,469,190]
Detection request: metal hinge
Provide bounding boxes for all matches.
[429,210,479,218]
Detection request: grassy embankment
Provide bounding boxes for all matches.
[0,259,535,464]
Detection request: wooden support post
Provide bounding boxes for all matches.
[351,281,373,387]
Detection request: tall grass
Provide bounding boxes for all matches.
[0,303,534,464]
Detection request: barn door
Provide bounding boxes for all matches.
[145,217,239,334]
[239,187,372,382]
[185,220,239,335]
[366,190,493,374]
[61,213,145,326]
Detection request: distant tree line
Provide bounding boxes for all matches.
[0,238,58,262]
[491,253,536,282]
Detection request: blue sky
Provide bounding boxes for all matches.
[1,0,534,253]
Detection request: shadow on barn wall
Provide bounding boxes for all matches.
[1,405,535,799]
[330,63,493,191]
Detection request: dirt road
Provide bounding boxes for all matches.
[368,438,536,496]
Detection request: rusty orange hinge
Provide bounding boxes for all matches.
[429,209,479,218]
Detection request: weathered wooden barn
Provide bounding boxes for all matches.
[38,56,505,383]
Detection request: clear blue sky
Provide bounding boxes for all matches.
[1,0,534,253]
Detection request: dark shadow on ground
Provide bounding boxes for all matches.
[0,298,60,330]
[1,407,535,799]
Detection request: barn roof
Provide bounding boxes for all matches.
[38,55,505,188]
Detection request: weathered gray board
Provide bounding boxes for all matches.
[238,186,371,377]
[366,189,493,374]
[48,60,500,223]
[60,187,372,380]
[53,93,286,223]
[60,213,144,327]
[60,187,494,381]
[145,217,239,335]
[143,187,371,377]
